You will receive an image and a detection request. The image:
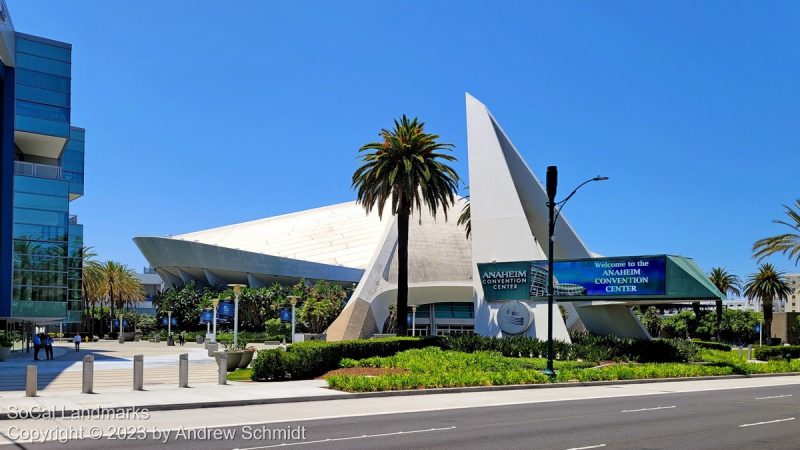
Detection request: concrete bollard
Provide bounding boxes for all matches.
[26,365,37,397]
[748,345,753,360]
[218,352,227,385]
[82,355,94,394]
[179,353,189,388]
[133,354,144,391]
[207,342,218,357]
[119,335,124,344]
[738,346,743,358]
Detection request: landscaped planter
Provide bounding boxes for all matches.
[196,336,204,344]
[0,346,11,362]
[215,351,243,372]
[238,350,255,369]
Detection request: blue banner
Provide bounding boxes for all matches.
[113,319,119,328]
[279,307,292,323]
[122,319,129,327]
[199,310,213,324]
[218,301,235,317]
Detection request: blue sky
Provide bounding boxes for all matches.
[9,1,799,281]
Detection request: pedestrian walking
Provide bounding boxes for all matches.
[179,332,185,346]
[45,335,54,360]
[33,334,42,360]
[73,333,81,352]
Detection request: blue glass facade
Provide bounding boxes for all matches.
[0,15,86,325]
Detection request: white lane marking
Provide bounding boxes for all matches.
[566,445,607,450]
[755,394,792,400]
[233,426,457,449]
[620,406,676,413]
[739,417,795,428]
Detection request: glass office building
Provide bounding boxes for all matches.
[0,0,86,333]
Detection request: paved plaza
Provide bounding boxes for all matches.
[0,340,230,395]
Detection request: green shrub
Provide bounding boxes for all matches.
[442,333,697,363]
[754,345,800,361]
[691,340,732,351]
[251,336,443,381]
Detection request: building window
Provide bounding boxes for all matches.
[435,325,474,336]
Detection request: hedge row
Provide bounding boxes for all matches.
[251,337,442,381]
[441,333,698,363]
[691,340,732,351]
[754,345,800,361]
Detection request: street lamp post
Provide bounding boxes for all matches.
[229,284,246,347]
[211,298,219,343]
[544,166,608,377]
[288,296,300,343]
[167,310,173,337]
[411,305,417,337]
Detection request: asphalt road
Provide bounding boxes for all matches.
[9,383,800,450]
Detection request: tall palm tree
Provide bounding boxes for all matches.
[457,197,471,240]
[744,263,791,343]
[98,261,143,326]
[353,115,459,335]
[753,199,800,265]
[79,246,101,333]
[708,267,742,342]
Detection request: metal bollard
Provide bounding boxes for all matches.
[133,354,144,391]
[82,355,94,394]
[748,345,753,360]
[218,352,227,385]
[179,353,189,388]
[26,365,37,397]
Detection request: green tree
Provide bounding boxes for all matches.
[708,267,742,341]
[352,115,459,335]
[299,281,346,333]
[753,199,800,265]
[641,306,662,337]
[744,263,792,342]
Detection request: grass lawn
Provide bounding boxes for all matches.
[227,368,253,382]
[326,347,800,392]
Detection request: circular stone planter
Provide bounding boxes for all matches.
[238,350,255,369]
[215,351,243,372]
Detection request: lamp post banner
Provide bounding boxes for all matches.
[479,255,667,301]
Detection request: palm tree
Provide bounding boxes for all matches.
[79,246,101,333]
[353,115,459,335]
[708,267,742,342]
[744,263,791,343]
[753,199,800,266]
[98,261,143,327]
[457,197,471,240]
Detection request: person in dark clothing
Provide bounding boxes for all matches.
[45,335,54,360]
[33,334,42,361]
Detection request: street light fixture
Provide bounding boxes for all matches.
[411,305,417,337]
[166,310,173,338]
[211,298,220,343]
[544,166,608,377]
[288,295,300,343]
[229,284,246,347]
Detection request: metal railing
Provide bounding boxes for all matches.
[14,161,63,180]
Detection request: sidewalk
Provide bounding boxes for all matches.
[2,372,799,420]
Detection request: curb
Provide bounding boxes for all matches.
[2,371,799,420]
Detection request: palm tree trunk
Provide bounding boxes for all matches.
[715,300,723,342]
[396,204,409,336]
[763,298,773,344]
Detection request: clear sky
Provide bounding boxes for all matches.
[9,1,799,282]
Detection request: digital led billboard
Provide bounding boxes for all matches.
[478,255,667,301]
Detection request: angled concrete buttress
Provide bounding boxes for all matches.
[465,93,649,340]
